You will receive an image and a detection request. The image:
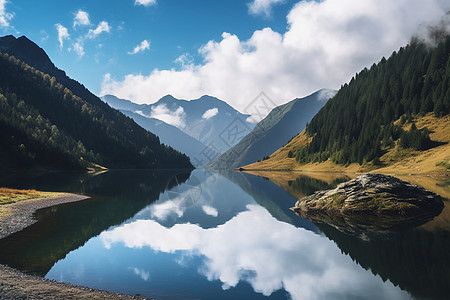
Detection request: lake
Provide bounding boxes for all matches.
[0,169,449,300]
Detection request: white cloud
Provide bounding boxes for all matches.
[318,89,337,103]
[248,0,284,18]
[0,0,13,28]
[150,103,186,129]
[149,196,186,221]
[135,0,157,6]
[202,205,218,217]
[55,24,70,49]
[175,53,194,67]
[73,10,90,28]
[87,21,110,39]
[73,41,85,57]
[131,267,150,282]
[128,40,150,55]
[100,205,410,299]
[101,0,450,119]
[202,108,219,120]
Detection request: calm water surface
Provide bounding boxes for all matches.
[0,170,449,300]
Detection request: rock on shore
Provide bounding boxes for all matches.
[292,174,444,237]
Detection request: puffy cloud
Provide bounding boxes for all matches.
[150,103,186,129]
[202,205,218,217]
[202,108,219,120]
[73,10,90,28]
[248,0,284,18]
[87,21,110,39]
[101,0,450,119]
[149,195,186,221]
[175,53,194,67]
[0,0,13,28]
[55,24,70,48]
[135,0,157,6]
[128,40,150,55]
[100,205,410,299]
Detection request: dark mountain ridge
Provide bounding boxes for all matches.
[0,35,193,171]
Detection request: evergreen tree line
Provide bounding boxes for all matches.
[0,52,193,170]
[295,35,450,165]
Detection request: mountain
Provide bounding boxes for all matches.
[120,110,208,165]
[101,94,144,112]
[0,35,193,171]
[209,89,336,169]
[244,36,450,174]
[102,95,208,165]
[102,94,256,166]
[0,35,107,110]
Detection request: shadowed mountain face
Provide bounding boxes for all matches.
[102,94,256,165]
[0,35,193,171]
[119,109,208,166]
[209,89,336,169]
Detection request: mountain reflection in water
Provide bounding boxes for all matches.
[0,170,448,299]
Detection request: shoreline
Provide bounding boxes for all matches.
[0,193,151,300]
[238,168,449,180]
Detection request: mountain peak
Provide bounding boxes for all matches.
[316,88,338,102]
[0,34,56,76]
[0,35,17,50]
[156,94,179,105]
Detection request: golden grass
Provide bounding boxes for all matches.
[0,188,61,205]
[243,113,450,176]
[243,129,310,170]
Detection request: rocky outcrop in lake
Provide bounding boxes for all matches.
[292,174,444,239]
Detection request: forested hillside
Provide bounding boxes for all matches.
[0,52,193,171]
[209,89,334,169]
[243,36,450,173]
[296,36,450,165]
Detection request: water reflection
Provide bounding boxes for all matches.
[98,204,409,300]
[1,170,448,299]
[242,171,450,299]
[0,170,191,274]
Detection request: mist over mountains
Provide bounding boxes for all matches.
[102,94,256,166]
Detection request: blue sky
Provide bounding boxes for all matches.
[1,0,296,95]
[1,0,450,115]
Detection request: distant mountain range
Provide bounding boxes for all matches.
[102,94,255,166]
[245,36,450,174]
[0,35,193,171]
[209,89,336,169]
[120,109,208,165]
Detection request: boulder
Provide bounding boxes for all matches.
[292,174,444,238]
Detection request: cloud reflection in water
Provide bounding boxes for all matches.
[100,205,410,299]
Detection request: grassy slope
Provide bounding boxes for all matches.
[0,188,61,205]
[243,113,450,176]
[0,188,61,217]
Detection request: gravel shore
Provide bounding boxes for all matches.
[0,194,151,300]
